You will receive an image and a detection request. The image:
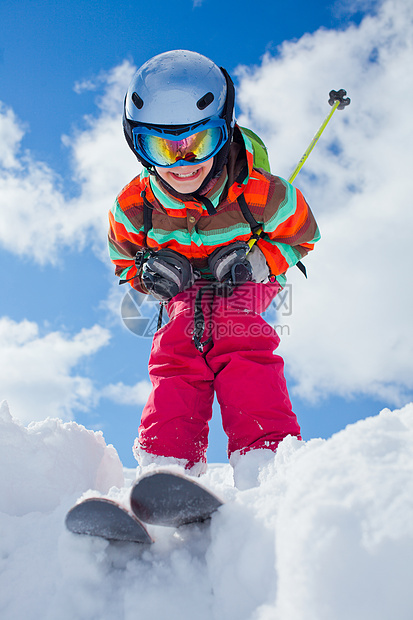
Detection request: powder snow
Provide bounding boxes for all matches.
[1,399,413,620]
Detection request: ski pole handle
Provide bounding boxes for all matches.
[328,89,351,110]
[247,89,351,252]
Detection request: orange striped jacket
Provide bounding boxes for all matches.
[108,126,320,292]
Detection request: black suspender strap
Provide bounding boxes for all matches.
[234,165,248,185]
[141,190,153,245]
[237,194,307,277]
[194,194,217,215]
[295,260,307,278]
[237,194,262,234]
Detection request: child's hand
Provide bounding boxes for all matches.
[141,249,194,301]
[208,242,270,286]
[208,241,252,285]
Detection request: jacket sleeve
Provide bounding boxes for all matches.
[257,176,320,278]
[108,196,147,292]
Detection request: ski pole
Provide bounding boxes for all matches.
[247,89,351,251]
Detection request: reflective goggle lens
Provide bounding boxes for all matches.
[134,125,225,167]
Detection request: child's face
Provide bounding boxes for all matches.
[155,158,214,194]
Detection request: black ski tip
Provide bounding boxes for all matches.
[65,497,153,544]
[130,470,224,527]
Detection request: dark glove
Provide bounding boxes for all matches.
[140,249,194,301]
[208,241,253,286]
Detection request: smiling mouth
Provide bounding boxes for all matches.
[170,168,201,179]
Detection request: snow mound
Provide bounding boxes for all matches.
[0,399,124,515]
[1,401,413,620]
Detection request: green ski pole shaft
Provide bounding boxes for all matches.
[247,89,350,252]
[288,99,340,184]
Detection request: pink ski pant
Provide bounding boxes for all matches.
[138,280,301,468]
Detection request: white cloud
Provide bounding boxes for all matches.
[0,102,25,169]
[236,0,413,405]
[1,0,412,412]
[101,380,152,406]
[0,317,111,423]
[73,78,99,94]
[0,61,153,424]
[0,60,139,265]
[0,315,153,424]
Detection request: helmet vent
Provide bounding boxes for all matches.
[196,92,214,110]
[132,92,144,110]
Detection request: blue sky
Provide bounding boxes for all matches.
[1,0,412,467]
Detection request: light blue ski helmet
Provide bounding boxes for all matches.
[123,50,235,171]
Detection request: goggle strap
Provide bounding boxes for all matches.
[219,67,235,131]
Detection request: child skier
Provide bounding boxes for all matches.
[108,50,320,480]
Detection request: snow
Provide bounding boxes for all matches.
[1,398,413,620]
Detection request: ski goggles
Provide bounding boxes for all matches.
[132,118,228,168]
